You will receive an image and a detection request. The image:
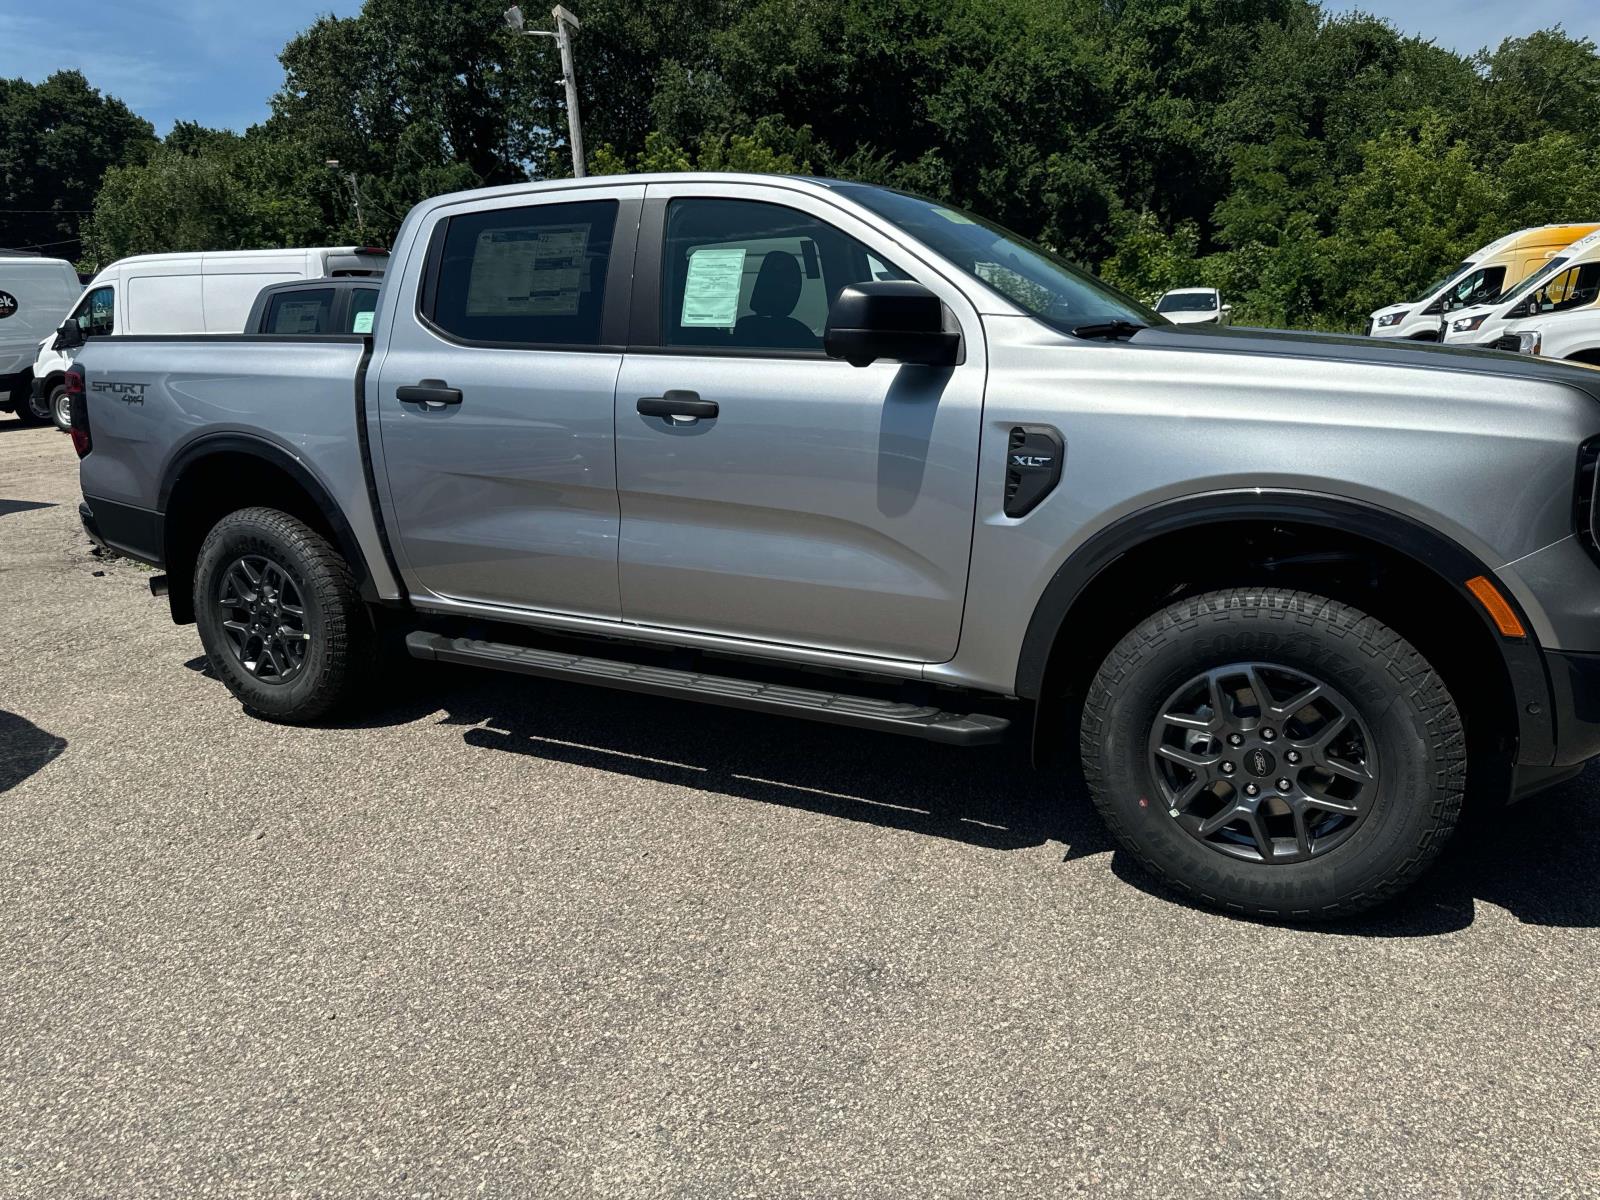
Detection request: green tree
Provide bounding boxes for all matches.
[0,70,155,257]
[83,127,334,263]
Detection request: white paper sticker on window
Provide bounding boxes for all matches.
[466,223,590,317]
[680,247,747,327]
[274,299,327,333]
[351,310,374,334]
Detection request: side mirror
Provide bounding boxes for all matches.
[1220,303,1233,314]
[53,319,84,351]
[824,282,960,369]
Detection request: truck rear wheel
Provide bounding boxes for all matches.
[1080,588,1465,920]
[193,507,374,723]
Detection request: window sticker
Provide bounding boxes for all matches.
[351,309,374,334]
[466,223,590,317]
[932,206,977,225]
[680,247,747,327]
[274,299,327,333]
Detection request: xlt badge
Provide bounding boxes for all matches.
[1003,425,1064,518]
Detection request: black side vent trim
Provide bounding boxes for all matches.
[1004,425,1064,518]
[1576,437,1600,565]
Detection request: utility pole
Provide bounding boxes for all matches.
[324,159,367,239]
[505,5,587,178]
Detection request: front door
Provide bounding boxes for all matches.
[613,184,986,662]
[374,186,640,619]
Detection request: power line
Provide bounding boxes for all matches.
[6,237,82,251]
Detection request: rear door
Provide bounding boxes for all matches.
[373,184,641,618]
[612,181,986,662]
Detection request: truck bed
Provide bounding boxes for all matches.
[74,334,400,601]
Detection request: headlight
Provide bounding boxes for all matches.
[1375,312,1406,328]
[1452,313,1489,333]
[1517,330,1542,356]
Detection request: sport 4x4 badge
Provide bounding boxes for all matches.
[91,380,147,406]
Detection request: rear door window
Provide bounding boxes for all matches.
[263,288,335,334]
[423,199,618,347]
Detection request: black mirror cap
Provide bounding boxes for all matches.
[54,320,84,351]
[825,281,960,368]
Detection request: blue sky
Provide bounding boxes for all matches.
[2,1,1597,135]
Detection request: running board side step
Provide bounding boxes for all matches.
[404,632,1011,746]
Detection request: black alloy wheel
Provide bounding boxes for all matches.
[215,554,312,684]
[1147,663,1377,864]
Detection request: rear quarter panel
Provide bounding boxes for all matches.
[75,336,396,596]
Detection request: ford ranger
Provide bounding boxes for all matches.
[66,173,1600,919]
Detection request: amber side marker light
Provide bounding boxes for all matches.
[1465,575,1527,639]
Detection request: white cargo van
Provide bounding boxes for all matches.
[1443,229,1600,348]
[0,255,83,424]
[30,246,386,430]
[1367,224,1600,341]
[1493,262,1600,367]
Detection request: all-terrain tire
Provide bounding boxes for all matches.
[1080,587,1465,920]
[194,507,375,723]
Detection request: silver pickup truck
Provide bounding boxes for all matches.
[68,172,1600,919]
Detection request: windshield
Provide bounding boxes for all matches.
[1412,261,1473,305]
[1157,292,1217,312]
[1496,257,1571,308]
[836,184,1160,332]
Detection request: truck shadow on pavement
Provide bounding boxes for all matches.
[347,666,1600,937]
[0,710,67,795]
[0,499,56,517]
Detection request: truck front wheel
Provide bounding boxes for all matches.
[1080,587,1465,920]
[193,507,374,723]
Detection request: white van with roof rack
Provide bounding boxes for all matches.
[29,245,387,430]
[0,254,82,424]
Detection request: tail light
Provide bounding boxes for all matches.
[66,368,90,458]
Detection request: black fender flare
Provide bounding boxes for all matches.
[158,432,378,602]
[1014,489,1553,765]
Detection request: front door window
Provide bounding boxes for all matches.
[73,286,114,337]
[659,198,906,354]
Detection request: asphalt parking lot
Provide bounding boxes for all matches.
[2,415,1598,1198]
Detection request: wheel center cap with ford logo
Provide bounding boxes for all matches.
[1244,746,1276,777]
